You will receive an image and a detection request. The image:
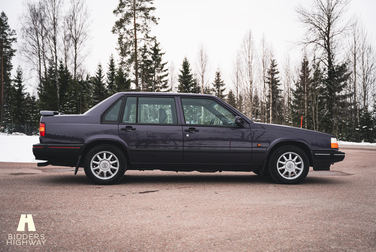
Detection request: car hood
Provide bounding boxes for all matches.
[251,122,334,150]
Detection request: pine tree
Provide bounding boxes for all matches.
[252,93,261,121]
[139,44,152,91]
[12,67,26,133]
[115,67,131,92]
[192,78,201,94]
[358,109,374,143]
[0,12,17,130]
[112,0,158,90]
[227,90,237,108]
[92,64,107,105]
[57,61,73,112]
[292,57,311,128]
[107,55,117,96]
[38,64,59,111]
[24,93,39,135]
[150,40,169,92]
[77,75,93,113]
[212,71,226,100]
[310,59,325,131]
[178,58,199,93]
[325,63,352,135]
[266,59,283,124]
[64,81,79,114]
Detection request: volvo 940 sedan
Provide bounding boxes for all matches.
[33,92,345,184]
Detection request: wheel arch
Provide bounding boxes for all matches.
[80,139,131,167]
[266,140,313,168]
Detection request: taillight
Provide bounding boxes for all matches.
[331,138,339,149]
[39,123,46,137]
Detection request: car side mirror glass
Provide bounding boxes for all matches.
[235,116,245,127]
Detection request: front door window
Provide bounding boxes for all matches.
[181,98,237,126]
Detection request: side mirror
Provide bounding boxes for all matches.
[235,116,245,127]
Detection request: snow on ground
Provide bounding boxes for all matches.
[0,133,40,163]
[338,140,376,146]
[0,133,375,163]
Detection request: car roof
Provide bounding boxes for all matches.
[118,92,216,98]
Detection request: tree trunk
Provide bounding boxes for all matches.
[133,0,139,90]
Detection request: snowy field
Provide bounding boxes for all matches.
[0,133,375,163]
[0,133,40,163]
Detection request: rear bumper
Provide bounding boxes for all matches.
[33,143,83,167]
[312,150,345,171]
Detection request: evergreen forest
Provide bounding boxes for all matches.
[0,0,375,143]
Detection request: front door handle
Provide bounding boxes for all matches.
[184,127,199,133]
[121,126,136,132]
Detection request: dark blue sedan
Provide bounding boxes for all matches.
[33,92,345,184]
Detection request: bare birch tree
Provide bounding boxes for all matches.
[169,62,176,93]
[296,0,353,134]
[44,0,62,86]
[260,35,270,123]
[282,55,294,125]
[348,20,361,123]
[20,1,49,84]
[347,20,376,118]
[232,51,244,112]
[242,30,255,119]
[358,30,376,110]
[65,0,90,80]
[296,0,351,70]
[196,45,209,94]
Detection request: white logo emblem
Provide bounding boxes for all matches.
[17,214,36,232]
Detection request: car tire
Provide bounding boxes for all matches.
[268,145,309,184]
[84,144,126,185]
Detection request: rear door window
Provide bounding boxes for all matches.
[122,96,177,124]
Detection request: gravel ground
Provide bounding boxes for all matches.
[0,147,375,251]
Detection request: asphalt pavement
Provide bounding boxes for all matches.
[0,147,375,251]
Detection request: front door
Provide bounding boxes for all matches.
[181,98,252,164]
[119,96,183,164]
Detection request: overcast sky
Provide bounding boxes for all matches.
[2,0,376,93]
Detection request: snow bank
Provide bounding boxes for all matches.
[0,133,40,163]
[339,140,376,146]
[1,133,376,163]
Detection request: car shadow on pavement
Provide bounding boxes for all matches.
[39,173,93,185]
[39,172,271,185]
[302,176,348,185]
[118,173,271,185]
[38,171,348,186]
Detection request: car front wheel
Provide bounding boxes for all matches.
[84,145,126,185]
[269,145,309,184]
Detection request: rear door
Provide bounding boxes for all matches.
[181,97,252,165]
[119,96,183,164]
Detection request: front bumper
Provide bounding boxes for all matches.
[312,149,345,171]
[33,143,83,167]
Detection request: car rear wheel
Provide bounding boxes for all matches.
[269,145,309,184]
[84,145,126,185]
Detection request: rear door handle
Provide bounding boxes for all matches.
[121,126,136,132]
[184,127,199,133]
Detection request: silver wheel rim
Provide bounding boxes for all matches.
[276,152,304,180]
[90,151,119,180]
